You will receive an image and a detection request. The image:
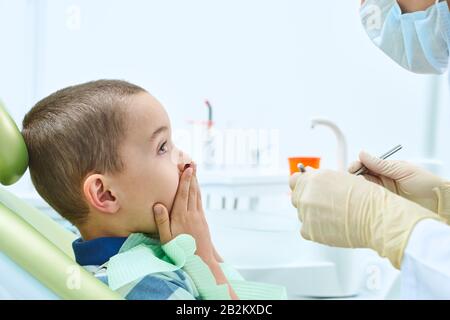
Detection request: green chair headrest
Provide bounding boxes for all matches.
[0,101,28,185]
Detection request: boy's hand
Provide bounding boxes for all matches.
[153,164,239,299]
[153,163,215,263]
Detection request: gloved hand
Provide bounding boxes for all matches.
[290,169,442,269]
[348,151,450,224]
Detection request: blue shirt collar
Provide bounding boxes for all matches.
[72,236,127,266]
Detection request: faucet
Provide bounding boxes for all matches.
[311,118,348,171]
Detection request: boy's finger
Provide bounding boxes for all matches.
[173,167,193,212]
[190,162,203,209]
[191,161,203,211]
[197,183,204,210]
[153,204,172,244]
[188,174,198,212]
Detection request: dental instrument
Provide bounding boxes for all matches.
[297,163,306,173]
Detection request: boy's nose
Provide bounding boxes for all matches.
[177,159,193,175]
[172,148,192,170]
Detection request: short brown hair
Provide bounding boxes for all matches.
[22,79,145,225]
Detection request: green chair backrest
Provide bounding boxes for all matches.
[0,101,28,185]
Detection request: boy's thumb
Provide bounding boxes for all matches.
[153,204,172,244]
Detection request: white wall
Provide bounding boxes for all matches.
[2,0,450,194]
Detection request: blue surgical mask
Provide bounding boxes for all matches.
[361,0,450,74]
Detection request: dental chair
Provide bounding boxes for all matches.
[0,101,122,299]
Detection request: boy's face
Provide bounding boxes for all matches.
[111,92,189,235]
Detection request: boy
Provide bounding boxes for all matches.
[22,80,239,299]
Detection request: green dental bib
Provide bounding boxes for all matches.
[106,233,287,300]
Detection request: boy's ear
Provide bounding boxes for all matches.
[83,174,120,214]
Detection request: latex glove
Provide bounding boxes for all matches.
[290,169,442,269]
[348,151,450,224]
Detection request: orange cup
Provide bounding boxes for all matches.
[288,157,321,175]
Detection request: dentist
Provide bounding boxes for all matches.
[290,0,450,299]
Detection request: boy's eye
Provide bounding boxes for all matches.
[158,141,168,155]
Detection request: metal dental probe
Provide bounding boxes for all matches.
[296,145,403,175]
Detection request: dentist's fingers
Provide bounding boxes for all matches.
[290,171,314,214]
[289,173,301,191]
[153,204,172,244]
[289,166,317,191]
[348,158,399,193]
[349,151,409,189]
[348,160,380,180]
[355,151,404,179]
[301,225,311,241]
[173,167,193,213]
[348,160,364,174]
